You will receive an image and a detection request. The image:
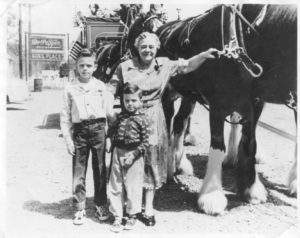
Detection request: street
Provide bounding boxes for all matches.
[4,88,298,237]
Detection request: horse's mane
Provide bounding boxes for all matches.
[262,5,297,32]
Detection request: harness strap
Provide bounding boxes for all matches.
[220,4,264,78]
[142,14,159,27]
[183,11,211,46]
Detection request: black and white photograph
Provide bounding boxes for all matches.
[1,0,298,237]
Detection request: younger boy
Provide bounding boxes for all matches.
[60,48,114,225]
[107,83,149,233]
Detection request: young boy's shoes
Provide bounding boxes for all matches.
[124,215,136,230]
[110,217,123,233]
[73,210,86,225]
[95,205,110,221]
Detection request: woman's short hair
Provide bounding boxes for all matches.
[123,82,143,99]
[134,32,161,50]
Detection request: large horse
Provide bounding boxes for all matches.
[127,4,297,215]
[163,4,297,215]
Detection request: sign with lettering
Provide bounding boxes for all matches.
[30,53,64,61]
[30,37,64,51]
[29,34,66,62]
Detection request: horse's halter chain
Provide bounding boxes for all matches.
[219,4,265,78]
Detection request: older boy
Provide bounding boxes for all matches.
[60,48,114,225]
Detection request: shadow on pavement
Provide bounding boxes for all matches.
[37,113,60,129]
[7,107,27,111]
[156,154,295,214]
[23,197,111,223]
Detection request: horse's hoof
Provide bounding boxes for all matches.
[288,179,297,197]
[243,179,267,204]
[183,134,197,146]
[197,190,227,215]
[178,158,194,176]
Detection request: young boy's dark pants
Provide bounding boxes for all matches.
[72,118,107,211]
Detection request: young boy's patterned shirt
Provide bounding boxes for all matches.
[109,110,150,159]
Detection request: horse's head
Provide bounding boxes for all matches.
[93,43,121,83]
[142,13,164,33]
[119,4,143,27]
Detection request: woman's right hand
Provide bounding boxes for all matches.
[202,48,219,59]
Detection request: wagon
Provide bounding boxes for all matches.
[79,17,126,50]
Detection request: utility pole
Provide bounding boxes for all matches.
[28,3,32,79]
[28,3,31,33]
[18,3,23,79]
[176,8,182,20]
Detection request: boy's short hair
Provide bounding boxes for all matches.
[77,48,96,62]
[123,83,143,99]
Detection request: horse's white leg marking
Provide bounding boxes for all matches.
[170,99,195,176]
[198,148,227,215]
[244,172,267,204]
[255,135,268,164]
[171,123,194,176]
[288,144,297,195]
[224,112,241,167]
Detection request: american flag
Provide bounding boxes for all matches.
[69,41,83,60]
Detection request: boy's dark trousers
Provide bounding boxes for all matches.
[72,118,107,211]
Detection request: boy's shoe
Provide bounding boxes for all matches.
[138,213,156,226]
[95,205,110,221]
[124,215,136,230]
[73,210,86,225]
[110,218,123,233]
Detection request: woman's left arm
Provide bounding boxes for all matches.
[182,48,218,74]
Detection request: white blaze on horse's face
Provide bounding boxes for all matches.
[151,18,163,33]
[137,37,158,65]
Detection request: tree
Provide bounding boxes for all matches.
[59,62,69,78]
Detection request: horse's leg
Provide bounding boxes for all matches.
[224,103,267,167]
[198,109,227,215]
[223,112,242,167]
[162,86,175,137]
[183,117,197,146]
[171,97,195,176]
[288,110,297,196]
[237,102,267,204]
[162,87,177,179]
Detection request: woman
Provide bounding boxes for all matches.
[108,32,217,226]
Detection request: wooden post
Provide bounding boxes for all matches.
[25,32,28,81]
[28,4,31,78]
